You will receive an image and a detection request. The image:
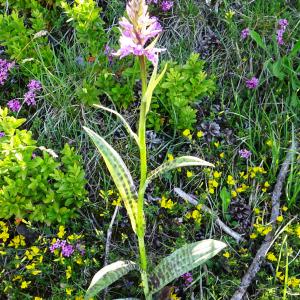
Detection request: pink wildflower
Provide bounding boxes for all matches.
[161,1,173,11]
[27,80,42,92]
[278,19,288,30]
[113,0,165,65]
[24,90,36,106]
[0,59,14,85]
[245,77,259,89]
[7,99,21,112]
[0,132,5,138]
[241,28,250,40]
[239,149,252,159]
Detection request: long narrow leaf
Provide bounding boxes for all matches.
[85,261,138,299]
[149,239,226,294]
[93,104,139,145]
[146,156,213,184]
[83,126,138,232]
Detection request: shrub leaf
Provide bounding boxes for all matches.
[85,261,138,299]
[149,239,226,295]
[83,126,138,232]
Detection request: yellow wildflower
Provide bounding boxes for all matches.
[26,263,35,270]
[209,188,215,194]
[31,270,42,275]
[214,141,220,148]
[220,152,225,158]
[8,235,26,248]
[276,215,283,223]
[182,129,192,139]
[57,225,66,239]
[254,208,260,214]
[223,251,230,258]
[112,197,122,206]
[295,225,300,238]
[267,252,277,262]
[160,196,175,209]
[191,210,201,223]
[231,190,237,198]
[213,171,222,179]
[288,277,300,288]
[282,206,288,212]
[66,266,72,279]
[186,170,193,178]
[0,231,9,242]
[20,281,31,289]
[266,139,273,147]
[262,226,272,235]
[250,233,257,239]
[225,10,235,20]
[170,292,181,300]
[167,153,174,161]
[227,175,236,185]
[66,288,73,296]
[276,271,285,281]
[34,297,43,300]
[197,131,204,138]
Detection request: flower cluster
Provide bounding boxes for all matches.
[24,80,42,106]
[147,0,173,11]
[239,149,252,159]
[7,99,21,112]
[181,272,193,286]
[49,239,75,257]
[0,59,14,85]
[277,19,288,45]
[241,28,250,40]
[114,0,165,64]
[245,76,259,89]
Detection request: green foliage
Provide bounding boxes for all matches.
[153,53,216,130]
[61,0,106,56]
[76,79,101,106]
[0,108,88,224]
[0,7,54,75]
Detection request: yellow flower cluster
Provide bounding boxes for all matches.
[276,272,300,288]
[8,235,26,248]
[0,221,9,243]
[186,204,202,224]
[160,195,175,210]
[207,171,222,194]
[182,129,204,140]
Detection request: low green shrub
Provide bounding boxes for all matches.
[0,108,88,224]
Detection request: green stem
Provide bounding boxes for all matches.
[137,55,151,299]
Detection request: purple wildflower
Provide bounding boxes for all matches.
[0,132,5,138]
[239,149,252,159]
[161,0,173,11]
[245,77,259,89]
[147,0,158,4]
[7,99,21,112]
[76,243,85,256]
[181,272,193,286]
[0,59,15,86]
[113,0,165,65]
[49,239,62,253]
[278,19,288,30]
[104,44,113,62]
[24,90,36,106]
[27,80,42,92]
[61,244,74,257]
[241,28,250,40]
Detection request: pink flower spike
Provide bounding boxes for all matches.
[241,28,250,40]
[7,99,21,112]
[113,0,165,65]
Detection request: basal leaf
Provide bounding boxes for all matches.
[289,39,300,57]
[146,156,213,185]
[85,261,138,299]
[93,104,139,145]
[83,126,138,232]
[149,239,226,295]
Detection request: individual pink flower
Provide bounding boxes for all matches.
[245,77,259,89]
[7,99,21,112]
[241,28,250,39]
[276,19,288,46]
[27,80,42,92]
[24,90,37,106]
[161,0,173,11]
[0,132,5,138]
[113,0,165,65]
[278,19,288,30]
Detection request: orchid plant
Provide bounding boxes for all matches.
[83,1,226,299]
